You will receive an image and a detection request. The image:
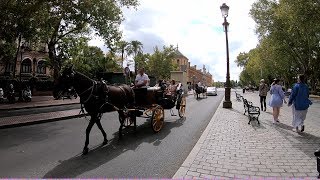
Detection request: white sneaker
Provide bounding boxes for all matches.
[292,128,299,132]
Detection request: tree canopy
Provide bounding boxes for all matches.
[237,0,320,93]
[0,0,138,80]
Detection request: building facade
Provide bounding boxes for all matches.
[0,42,52,81]
[172,46,213,87]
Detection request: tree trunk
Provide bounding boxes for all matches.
[48,41,60,83]
[13,34,22,78]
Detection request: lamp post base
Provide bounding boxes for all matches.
[223,100,232,108]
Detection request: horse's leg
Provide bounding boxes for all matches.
[118,110,125,139]
[83,116,95,155]
[96,116,108,145]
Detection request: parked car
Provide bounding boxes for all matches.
[207,86,217,96]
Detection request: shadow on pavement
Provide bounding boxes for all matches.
[274,123,320,159]
[43,117,185,178]
[226,108,266,130]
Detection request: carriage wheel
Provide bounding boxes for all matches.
[151,105,164,133]
[178,96,186,118]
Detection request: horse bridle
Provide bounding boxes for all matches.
[78,80,97,104]
[65,70,97,104]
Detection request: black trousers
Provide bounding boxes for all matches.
[260,95,266,110]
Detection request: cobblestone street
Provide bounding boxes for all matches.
[174,91,320,179]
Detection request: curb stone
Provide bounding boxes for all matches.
[0,112,86,129]
[0,102,80,111]
[173,98,224,179]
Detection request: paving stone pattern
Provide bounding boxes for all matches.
[174,92,320,179]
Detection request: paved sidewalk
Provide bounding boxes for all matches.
[0,96,80,111]
[0,109,84,128]
[174,91,320,179]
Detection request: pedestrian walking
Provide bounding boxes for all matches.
[259,79,268,111]
[288,74,312,132]
[269,78,286,123]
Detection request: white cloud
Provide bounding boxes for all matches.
[89,0,258,81]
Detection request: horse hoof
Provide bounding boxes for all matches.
[102,139,108,145]
[82,147,89,155]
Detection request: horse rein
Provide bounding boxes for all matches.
[77,80,97,104]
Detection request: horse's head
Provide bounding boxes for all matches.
[53,65,76,99]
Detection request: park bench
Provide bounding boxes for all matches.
[242,98,260,125]
[235,92,243,101]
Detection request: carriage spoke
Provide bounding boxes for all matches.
[151,106,164,132]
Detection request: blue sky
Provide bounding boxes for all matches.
[89,0,258,82]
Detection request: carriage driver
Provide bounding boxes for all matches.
[135,67,150,88]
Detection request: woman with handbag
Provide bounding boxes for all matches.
[269,78,286,123]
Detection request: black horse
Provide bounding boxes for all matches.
[53,66,135,155]
[194,84,207,99]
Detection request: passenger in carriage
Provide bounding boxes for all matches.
[134,67,150,88]
[166,79,178,97]
[154,80,166,90]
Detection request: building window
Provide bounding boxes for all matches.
[177,59,180,65]
[21,59,32,73]
[37,60,46,74]
[5,63,14,72]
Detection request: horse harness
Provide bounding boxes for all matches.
[77,80,130,117]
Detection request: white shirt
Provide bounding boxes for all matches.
[135,73,150,86]
[197,82,202,86]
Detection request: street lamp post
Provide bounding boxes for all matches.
[220,3,232,108]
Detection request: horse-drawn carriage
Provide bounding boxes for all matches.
[121,82,186,133]
[194,84,207,99]
[53,66,186,154]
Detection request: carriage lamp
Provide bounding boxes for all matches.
[220,3,232,108]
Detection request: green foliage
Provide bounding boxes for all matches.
[213,81,224,88]
[239,0,320,92]
[127,40,143,72]
[0,0,139,80]
[62,36,121,78]
[235,52,249,67]
[146,45,176,80]
[0,0,45,76]
[134,52,148,71]
[115,40,130,66]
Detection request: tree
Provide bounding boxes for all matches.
[249,0,320,91]
[0,0,45,77]
[62,36,121,77]
[235,52,249,68]
[115,40,130,67]
[34,0,138,80]
[127,40,143,73]
[134,52,149,71]
[146,45,176,80]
